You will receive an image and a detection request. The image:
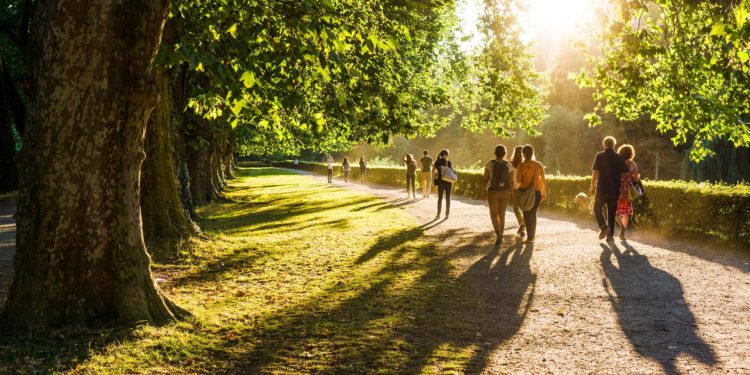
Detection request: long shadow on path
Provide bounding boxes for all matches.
[600,242,717,374]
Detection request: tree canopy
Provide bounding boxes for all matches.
[581,0,750,160]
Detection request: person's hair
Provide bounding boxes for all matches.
[494,144,507,159]
[603,136,616,149]
[423,150,429,155]
[359,156,364,162]
[438,149,449,158]
[510,146,523,168]
[403,154,414,163]
[343,157,349,163]
[618,144,635,160]
[522,144,534,161]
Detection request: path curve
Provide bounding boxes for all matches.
[301,170,750,374]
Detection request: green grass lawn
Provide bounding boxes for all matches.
[1,167,518,374]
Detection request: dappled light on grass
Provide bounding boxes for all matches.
[9,167,535,373]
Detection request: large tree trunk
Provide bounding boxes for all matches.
[0,0,186,330]
[0,59,19,192]
[140,67,196,258]
[171,63,198,220]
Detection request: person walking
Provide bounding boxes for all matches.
[515,145,546,243]
[326,155,334,183]
[293,158,299,170]
[510,145,525,237]
[419,150,433,198]
[434,149,454,219]
[359,156,367,184]
[404,154,418,199]
[615,144,640,240]
[590,136,629,242]
[342,157,351,184]
[482,145,513,245]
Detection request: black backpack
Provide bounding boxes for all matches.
[489,160,511,191]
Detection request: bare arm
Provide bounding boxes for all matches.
[539,165,547,200]
[482,167,490,200]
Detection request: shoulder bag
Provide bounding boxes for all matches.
[517,163,538,211]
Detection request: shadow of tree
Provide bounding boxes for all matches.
[218,227,535,374]
[600,242,717,374]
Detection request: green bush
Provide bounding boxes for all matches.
[275,161,750,244]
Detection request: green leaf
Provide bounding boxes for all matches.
[240,71,256,88]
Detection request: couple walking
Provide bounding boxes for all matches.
[402,150,439,199]
[590,136,641,242]
[482,145,546,245]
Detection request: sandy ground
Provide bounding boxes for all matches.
[0,200,15,304]
[305,171,750,374]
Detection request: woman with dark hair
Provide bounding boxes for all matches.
[434,149,454,218]
[510,146,525,237]
[359,156,367,184]
[615,144,640,240]
[515,145,547,243]
[403,154,417,198]
[342,157,351,183]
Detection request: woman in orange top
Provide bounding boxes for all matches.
[515,145,547,243]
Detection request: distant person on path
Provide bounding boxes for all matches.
[510,145,525,237]
[434,149,454,219]
[404,154,418,199]
[342,157,351,184]
[590,136,629,242]
[482,145,513,245]
[293,158,299,170]
[516,145,546,243]
[420,150,433,198]
[326,155,334,183]
[615,144,641,240]
[359,156,367,184]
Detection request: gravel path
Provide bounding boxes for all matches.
[303,170,750,374]
[0,200,15,305]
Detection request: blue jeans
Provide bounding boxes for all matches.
[522,191,542,239]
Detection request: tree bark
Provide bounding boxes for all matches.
[0,59,19,192]
[140,66,196,257]
[1,0,187,330]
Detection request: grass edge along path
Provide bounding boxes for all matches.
[2,167,515,374]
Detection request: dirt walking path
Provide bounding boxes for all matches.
[0,200,15,304]
[301,170,750,374]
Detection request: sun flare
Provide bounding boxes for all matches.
[519,0,598,38]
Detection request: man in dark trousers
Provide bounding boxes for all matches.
[590,136,629,242]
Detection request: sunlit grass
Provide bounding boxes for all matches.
[1,167,514,374]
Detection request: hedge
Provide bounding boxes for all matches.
[274,161,750,245]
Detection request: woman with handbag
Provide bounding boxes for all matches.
[515,145,547,243]
[615,144,641,240]
[433,149,455,219]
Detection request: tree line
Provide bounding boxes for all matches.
[0,0,747,330]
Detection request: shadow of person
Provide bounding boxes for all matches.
[600,242,717,374]
[401,240,537,374]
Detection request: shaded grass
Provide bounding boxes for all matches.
[1,167,534,374]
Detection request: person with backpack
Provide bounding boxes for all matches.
[403,154,418,199]
[515,145,547,243]
[419,150,433,198]
[482,145,513,245]
[434,149,455,219]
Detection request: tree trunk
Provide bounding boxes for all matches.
[171,64,198,220]
[1,0,186,330]
[140,66,195,257]
[0,59,19,192]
